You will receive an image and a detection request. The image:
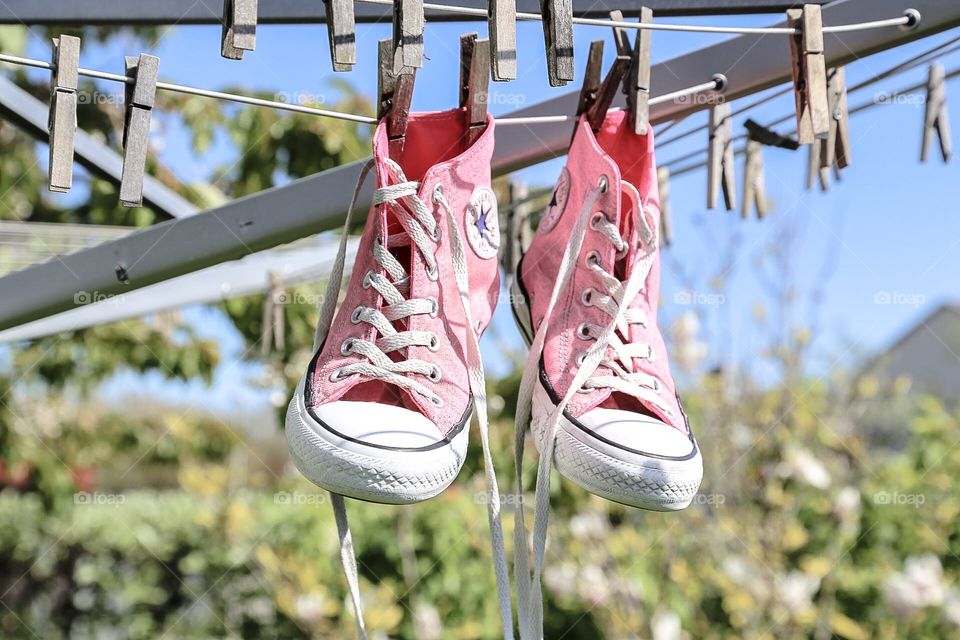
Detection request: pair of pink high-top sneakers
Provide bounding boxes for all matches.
[285,106,702,637]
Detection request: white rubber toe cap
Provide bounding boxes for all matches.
[311,400,447,454]
[285,374,469,504]
[578,407,696,459]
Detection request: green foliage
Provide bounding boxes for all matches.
[2,366,960,638]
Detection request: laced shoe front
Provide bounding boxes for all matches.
[513,111,702,511]
[287,109,501,504]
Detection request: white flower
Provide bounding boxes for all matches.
[944,588,960,628]
[776,571,820,615]
[294,593,325,622]
[883,554,945,617]
[651,609,682,640]
[780,448,831,489]
[577,564,611,606]
[569,511,608,540]
[413,603,442,640]
[543,563,577,600]
[834,486,860,520]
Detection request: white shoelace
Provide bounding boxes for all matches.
[513,180,662,639]
[311,158,513,639]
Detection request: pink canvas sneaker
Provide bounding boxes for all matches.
[511,111,702,511]
[286,109,502,504]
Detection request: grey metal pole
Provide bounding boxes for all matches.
[0,0,954,332]
[0,0,830,25]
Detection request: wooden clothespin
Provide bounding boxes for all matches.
[393,0,424,71]
[120,54,160,208]
[921,62,952,163]
[742,139,768,219]
[787,4,829,144]
[221,0,258,60]
[488,0,517,81]
[261,272,286,356]
[584,47,631,133]
[540,0,574,86]
[501,181,533,277]
[460,34,490,148]
[608,8,653,134]
[576,41,604,118]
[48,35,80,193]
[707,102,735,211]
[657,166,672,246]
[744,118,800,150]
[805,140,831,191]
[378,39,416,158]
[324,0,356,72]
[820,67,851,171]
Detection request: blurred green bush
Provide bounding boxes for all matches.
[1,372,959,639]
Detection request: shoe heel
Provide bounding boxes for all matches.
[509,275,534,347]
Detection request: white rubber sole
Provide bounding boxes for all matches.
[285,374,469,504]
[531,382,702,510]
[511,268,702,511]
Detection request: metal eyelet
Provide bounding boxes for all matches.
[431,224,443,243]
[597,175,609,193]
[329,368,346,382]
[590,212,608,230]
[428,366,442,382]
[427,333,440,351]
[426,263,439,281]
[362,272,373,289]
[340,339,355,355]
[429,395,444,407]
[652,379,661,392]
[581,288,595,306]
[576,323,591,340]
[575,352,587,366]
[428,297,439,317]
[350,307,363,323]
[585,251,601,268]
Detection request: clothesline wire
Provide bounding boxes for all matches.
[503,64,958,216]
[356,0,917,36]
[496,77,723,125]
[0,51,722,127]
[666,65,960,179]
[656,32,960,150]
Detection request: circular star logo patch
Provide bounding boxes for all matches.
[465,187,500,260]
[538,167,570,234]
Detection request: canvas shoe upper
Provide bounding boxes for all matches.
[287,109,501,504]
[512,110,702,510]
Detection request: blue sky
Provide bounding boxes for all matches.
[19,15,958,414]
